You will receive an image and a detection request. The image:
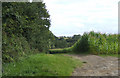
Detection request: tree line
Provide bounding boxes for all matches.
[50,35,81,49]
[2,2,54,62]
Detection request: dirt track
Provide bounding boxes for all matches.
[65,54,119,76]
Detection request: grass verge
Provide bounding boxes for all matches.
[3,53,82,76]
[49,48,72,54]
[98,54,119,58]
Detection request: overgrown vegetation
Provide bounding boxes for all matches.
[49,48,72,54]
[72,31,118,54]
[2,2,83,76]
[2,2,54,62]
[50,31,118,55]
[50,35,81,49]
[3,53,82,76]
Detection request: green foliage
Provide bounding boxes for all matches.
[72,33,89,52]
[118,34,120,54]
[54,38,68,48]
[98,54,119,58]
[49,48,70,54]
[3,53,82,76]
[72,31,118,54]
[51,35,81,49]
[2,2,53,62]
[2,32,39,63]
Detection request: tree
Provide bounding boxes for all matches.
[2,2,53,62]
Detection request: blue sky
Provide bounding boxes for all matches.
[43,0,119,36]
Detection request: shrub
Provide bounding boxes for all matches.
[72,33,89,53]
[2,32,39,63]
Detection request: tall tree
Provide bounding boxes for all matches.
[2,2,52,62]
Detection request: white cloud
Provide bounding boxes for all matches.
[44,0,119,36]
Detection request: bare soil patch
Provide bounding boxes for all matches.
[65,54,119,76]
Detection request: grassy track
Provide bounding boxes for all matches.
[3,53,82,76]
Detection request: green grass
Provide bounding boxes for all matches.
[49,48,64,53]
[3,53,82,76]
[98,54,119,58]
[49,48,71,54]
[50,48,119,58]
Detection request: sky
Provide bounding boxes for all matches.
[43,0,119,36]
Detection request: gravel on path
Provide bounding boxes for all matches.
[65,54,119,76]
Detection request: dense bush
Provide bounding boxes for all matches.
[2,2,53,62]
[2,32,39,62]
[49,49,68,54]
[72,33,89,52]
